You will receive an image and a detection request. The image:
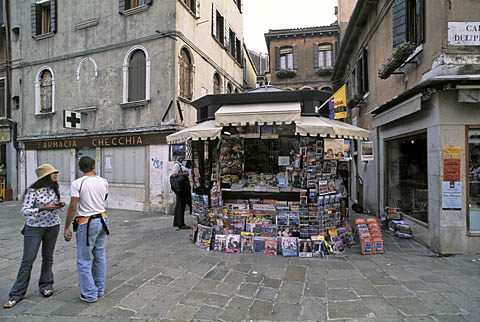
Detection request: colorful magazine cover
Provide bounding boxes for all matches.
[264,237,277,256]
[253,237,266,253]
[298,239,313,257]
[240,232,254,252]
[281,237,298,257]
[196,225,213,251]
[189,225,198,243]
[311,235,325,257]
[213,234,227,252]
[225,234,241,253]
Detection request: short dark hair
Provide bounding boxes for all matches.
[79,156,95,173]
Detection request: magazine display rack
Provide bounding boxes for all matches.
[187,124,357,257]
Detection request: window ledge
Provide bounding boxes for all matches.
[121,5,150,16]
[33,32,55,40]
[405,44,423,64]
[120,100,149,108]
[35,111,56,117]
[177,96,192,104]
[74,18,99,30]
[74,105,98,112]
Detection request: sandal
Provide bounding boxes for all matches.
[42,290,53,297]
[3,300,17,309]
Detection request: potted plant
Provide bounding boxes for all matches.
[378,42,416,79]
[276,69,296,79]
[315,67,333,76]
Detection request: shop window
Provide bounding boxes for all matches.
[386,132,428,223]
[213,73,221,94]
[123,46,150,104]
[35,67,55,114]
[392,0,424,48]
[211,4,224,46]
[31,0,56,37]
[103,146,146,184]
[468,127,480,233]
[179,48,193,100]
[37,149,70,182]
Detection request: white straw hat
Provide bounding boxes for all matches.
[35,164,59,180]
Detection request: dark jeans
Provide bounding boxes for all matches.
[174,192,188,227]
[9,224,60,302]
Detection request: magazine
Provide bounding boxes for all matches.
[311,235,325,257]
[264,237,277,256]
[213,234,227,252]
[196,225,213,251]
[281,237,298,257]
[253,237,266,253]
[225,234,241,253]
[298,239,313,257]
[240,232,254,252]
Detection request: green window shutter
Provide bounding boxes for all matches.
[293,44,298,70]
[212,4,217,38]
[274,46,280,71]
[31,3,39,37]
[313,42,319,68]
[332,41,337,67]
[50,0,57,33]
[415,0,424,44]
[392,0,407,48]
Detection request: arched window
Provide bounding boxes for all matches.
[213,73,221,94]
[123,46,150,104]
[226,82,232,94]
[35,66,55,114]
[128,50,146,102]
[179,48,193,99]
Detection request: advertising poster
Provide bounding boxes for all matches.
[443,159,461,182]
[361,141,374,161]
[442,181,462,209]
[324,138,344,160]
[343,139,351,160]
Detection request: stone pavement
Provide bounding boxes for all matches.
[0,200,480,322]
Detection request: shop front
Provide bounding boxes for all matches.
[167,90,370,256]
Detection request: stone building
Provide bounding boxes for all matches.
[265,25,339,92]
[8,0,255,213]
[332,0,480,253]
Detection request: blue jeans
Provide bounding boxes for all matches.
[75,217,108,302]
[9,224,60,302]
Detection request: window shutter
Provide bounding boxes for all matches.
[293,44,298,70]
[195,0,200,18]
[239,0,243,13]
[31,3,39,37]
[50,0,57,34]
[362,48,369,94]
[415,0,424,44]
[313,42,319,68]
[119,0,126,13]
[274,46,280,71]
[356,59,362,96]
[332,41,337,67]
[212,4,217,38]
[224,21,230,50]
[392,0,407,48]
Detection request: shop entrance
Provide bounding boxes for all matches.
[76,148,96,178]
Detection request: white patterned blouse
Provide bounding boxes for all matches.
[21,188,61,227]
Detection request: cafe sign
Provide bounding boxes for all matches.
[448,22,480,45]
[24,133,167,150]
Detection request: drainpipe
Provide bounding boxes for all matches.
[376,125,381,218]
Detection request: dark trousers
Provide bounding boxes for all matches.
[9,224,60,301]
[174,192,187,227]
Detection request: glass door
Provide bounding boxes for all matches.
[468,127,480,233]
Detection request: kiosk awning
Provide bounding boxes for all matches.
[215,102,301,126]
[296,116,371,140]
[166,120,222,144]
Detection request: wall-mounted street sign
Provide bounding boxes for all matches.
[63,110,82,129]
[448,22,480,46]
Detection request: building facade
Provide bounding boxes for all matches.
[265,25,339,92]
[9,0,255,213]
[333,0,480,253]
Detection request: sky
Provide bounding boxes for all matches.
[243,0,338,54]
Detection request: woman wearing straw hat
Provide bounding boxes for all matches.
[3,164,66,309]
